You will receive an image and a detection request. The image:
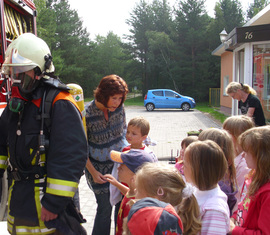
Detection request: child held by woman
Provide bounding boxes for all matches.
[109,116,157,219]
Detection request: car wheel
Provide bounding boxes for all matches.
[146,103,155,111]
[181,103,190,111]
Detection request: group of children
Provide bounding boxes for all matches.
[104,115,270,234]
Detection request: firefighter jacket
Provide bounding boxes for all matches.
[0,82,88,234]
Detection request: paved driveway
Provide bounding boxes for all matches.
[125,106,222,160]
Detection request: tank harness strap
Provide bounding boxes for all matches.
[43,88,58,131]
[53,91,82,117]
[43,89,82,130]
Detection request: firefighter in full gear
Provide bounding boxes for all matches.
[0,33,87,234]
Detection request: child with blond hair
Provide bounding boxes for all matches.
[123,116,156,159]
[229,126,270,234]
[109,116,157,212]
[223,115,254,212]
[105,149,155,235]
[198,128,237,215]
[133,162,201,235]
[184,140,230,234]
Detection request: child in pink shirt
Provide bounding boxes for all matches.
[175,136,198,175]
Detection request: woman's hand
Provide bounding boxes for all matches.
[41,206,58,222]
[86,158,107,184]
[92,170,107,184]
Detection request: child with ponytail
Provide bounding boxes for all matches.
[133,162,201,235]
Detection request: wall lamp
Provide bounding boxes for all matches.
[219,28,228,43]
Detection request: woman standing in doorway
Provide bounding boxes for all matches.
[85,74,128,235]
[226,82,266,126]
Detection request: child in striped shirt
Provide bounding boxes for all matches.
[184,140,230,234]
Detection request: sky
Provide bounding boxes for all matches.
[68,0,253,40]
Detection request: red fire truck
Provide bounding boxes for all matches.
[0,0,37,221]
[0,0,36,115]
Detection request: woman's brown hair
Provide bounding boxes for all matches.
[94,74,128,107]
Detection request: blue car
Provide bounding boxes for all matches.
[144,89,196,111]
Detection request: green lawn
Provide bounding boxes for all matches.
[195,102,228,124]
[125,95,144,106]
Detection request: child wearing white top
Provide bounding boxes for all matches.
[184,140,230,234]
[222,115,254,213]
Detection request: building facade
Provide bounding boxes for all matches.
[212,4,270,122]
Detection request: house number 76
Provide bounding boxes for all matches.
[245,32,253,40]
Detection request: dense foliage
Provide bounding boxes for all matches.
[33,0,266,100]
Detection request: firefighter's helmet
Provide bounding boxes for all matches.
[2,33,54,76]
[1,33,55,97]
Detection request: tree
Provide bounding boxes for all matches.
[174,0,213,100]
[126,0,176,94]
[146,0,176,90]
[204,0,245,101]
[92,32,127,76]
[146,31,177,89]
[34,0,56,48]
[90,32,138,90]
[126,0,155,95]
[34,0,65,75]
[44,0,97,96]
[218,0,244,32]
[247,0,269,20]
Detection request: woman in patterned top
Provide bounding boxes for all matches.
[85,74,128,235]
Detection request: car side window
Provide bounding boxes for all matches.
[165,91,176,98]
[152,91,163,96]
